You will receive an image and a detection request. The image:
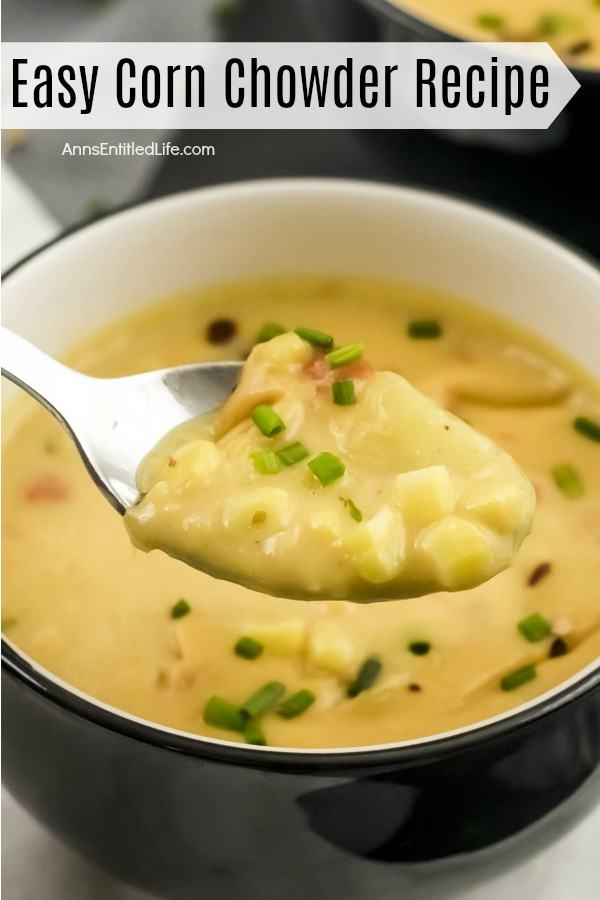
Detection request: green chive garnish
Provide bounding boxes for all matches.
[252,450,284,474]
[552,463,584,499]
[244,719,267,746]
[294,327,334,350]
[408,319,442,339]
[256,322,286,343]
[277,442,309,466]
[1,616,17,631]
[308,452,345,486]
[251,404,285,437]
[171,598,191,619]
[332,380,356,405]
[242,681,286,719]
[278,689,316,719]
[326,342,364,369]
[573,416,600,443]
[234,636,264,660]
[408,640,431,656]
[341,497,363,522]
[537,13,575,37]
[518,612,551,643]
[348,655,382,698]
[203,696,246,732]
[500,665,536,692]
[476,12,505,30]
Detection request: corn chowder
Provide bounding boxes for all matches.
[126,331,535,601]
[395,1,600,69]
[3,277,600,748]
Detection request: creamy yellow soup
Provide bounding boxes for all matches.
[3,277,600,749]
[126,332,535,601]
[396,0,600,69]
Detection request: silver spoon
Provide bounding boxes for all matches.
[1,326,242,513]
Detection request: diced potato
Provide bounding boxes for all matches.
[223,487,292,531]
[246,619,306,656]
[419,516,492,590]
[344,506,405,583]
[462,479,535,534]
[255,332,314,367]
[306,622,357,676]
[393,465,456,524]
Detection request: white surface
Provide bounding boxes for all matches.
[2,168,599,898]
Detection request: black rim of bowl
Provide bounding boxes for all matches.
[2,184,600,773]
[359,0,600,81]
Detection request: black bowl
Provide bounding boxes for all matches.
[3,636,600,900]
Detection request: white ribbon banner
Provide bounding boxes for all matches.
[1,42,580,130]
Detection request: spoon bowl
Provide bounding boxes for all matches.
[1,326,242,512]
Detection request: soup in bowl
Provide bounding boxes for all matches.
[2,180,600,899]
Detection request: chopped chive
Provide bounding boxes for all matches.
[277,441,309,467]
[251,404,286,437]
[294,327,334,350]
[242,681,286,719]
[203,696,246,732]
[500,665,536,692]
[234,636,264,660]
[1,616,17,631]
[518,612,551,643]
[252,450,284,475]
[573,416,600,443]
[537,13,576,37]
[278,689,316,719]
[408,319,442,339]
[332,380,356,406]
[244,719,267,746]
[171,598,191,619]
[308,452,345,486]
[343,497,363,522]
[348,655,382,698]
[552,463,584,499]
[256,322,286,343]
[549,637,568,658]
[326,342,364,369]
[408,640,431,656]
[476,12,505,30]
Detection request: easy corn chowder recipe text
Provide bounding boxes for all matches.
[3,277,600,748]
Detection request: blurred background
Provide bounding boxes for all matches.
[3,0,599,258]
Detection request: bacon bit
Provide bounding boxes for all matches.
[303,355,330,382]
[551,616,573,638]
[339,359,375,381]
[26,473,70,503]
[568,40,592,56]
[549,637,568,659]
[528,561,552,587]
[167,456,177,467]
[205,318,237,345]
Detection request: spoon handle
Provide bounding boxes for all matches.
[1,326,81,424]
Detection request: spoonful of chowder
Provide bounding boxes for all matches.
[124,328,536,601]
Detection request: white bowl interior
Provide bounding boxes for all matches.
[3,179,600,377]
[3,179,600,754]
